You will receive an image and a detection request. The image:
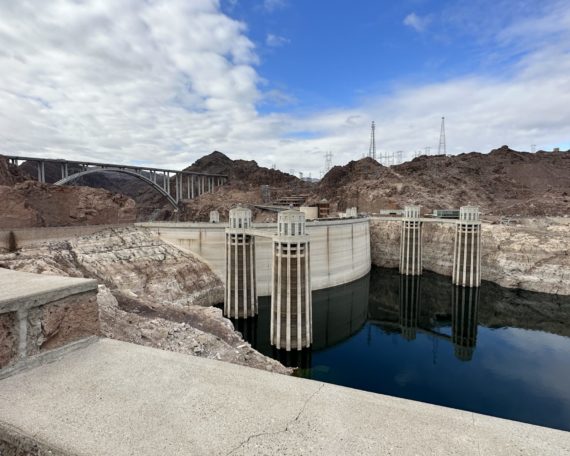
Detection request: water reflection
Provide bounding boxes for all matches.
[229,266,570,431]
[230,273,370,369]
[451,286,479,361]
[399,275,421,341]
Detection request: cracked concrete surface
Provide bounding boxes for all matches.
[225,383,325,455]
[0,338,568,455]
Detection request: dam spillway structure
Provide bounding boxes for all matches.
[271,209,312,351]
[400,206,423,276]
[452,206,482,288]
[224,206,257,319]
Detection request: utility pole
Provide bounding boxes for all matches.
[438,117,447,156]
[368,121,376,160]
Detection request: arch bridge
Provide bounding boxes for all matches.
[4,155,228,209]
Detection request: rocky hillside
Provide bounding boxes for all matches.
[0,226,290,373]
[0,155,138,228]
[179,151,313,222]
[186,151,300,187]
[314,146,570,217]
[0,182,136,229]
[0,156,30,185]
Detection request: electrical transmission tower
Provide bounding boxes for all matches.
[395,150,403,164]
[368,121,376,159]
[438,116,446,156]
[324,151,333,173]
[425,146,431,155]
[531,144,536,153]
[378,150,395,166]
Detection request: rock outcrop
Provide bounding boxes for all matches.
[370,218,570,295]
[0,181,137,228]
[0,226,291,374]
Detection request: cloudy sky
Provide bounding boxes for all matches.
[0,0,569,176]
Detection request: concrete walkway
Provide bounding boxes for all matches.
[0,338,568,455]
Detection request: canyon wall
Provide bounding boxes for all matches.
[370,218,570,295]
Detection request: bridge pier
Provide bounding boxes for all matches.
[451,286,479,361]
[175,174,180,202]
[37,161,45,183]
[399,275,421,341]
[271,209,312,351]
[452,206,481,287]
[60,163,69,180]
[399,206,422,276]
[224,206,257,319]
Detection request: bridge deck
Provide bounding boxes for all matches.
[3,155,228,178]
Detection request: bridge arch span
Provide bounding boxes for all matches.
[54,167,178,209]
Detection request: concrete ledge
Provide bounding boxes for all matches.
[0,269,99,377]
[0,339,568,456]
[0,268,98,313]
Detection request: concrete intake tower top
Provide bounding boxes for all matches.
[460,206,480,222]
[403,206,421,219]
[229,206,252,230]
[277,209,307,237]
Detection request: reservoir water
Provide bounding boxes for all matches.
[231,267,570,431]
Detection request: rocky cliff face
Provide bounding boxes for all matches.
[0,181,137,228]
[370,218,570,295]
[0,227,291,374]
[0,155,138,229]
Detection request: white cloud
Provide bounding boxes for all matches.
[266,33,290,47]
[0,0,569,178]
[403,12,431,32]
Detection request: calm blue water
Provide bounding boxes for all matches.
[231,267,570,431]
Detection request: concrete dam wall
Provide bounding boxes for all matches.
[138,218,371,296]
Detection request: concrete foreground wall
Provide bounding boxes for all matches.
[1,339,568,456]
[138,218,371,296]
[0,269,99,379]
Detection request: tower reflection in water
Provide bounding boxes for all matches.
[397,274,480,361]
[399,275,421,341]
[230,273,370,369]
[451,286,480,361]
